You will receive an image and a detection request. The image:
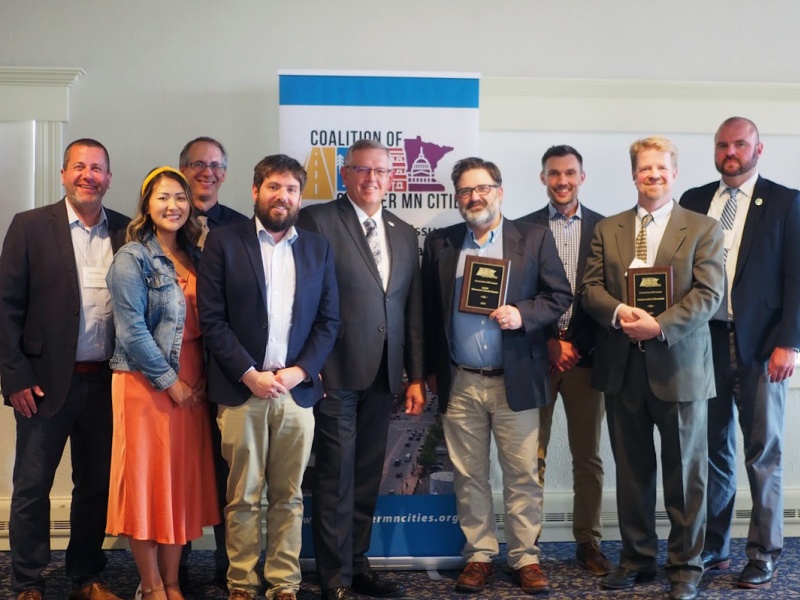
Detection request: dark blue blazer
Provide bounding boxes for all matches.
[516,204,604,367]
[422,218,573,413]
[197,218,340,408]
[680,176,800,365]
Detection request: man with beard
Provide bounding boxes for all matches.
[422,157,572,595]
[298,139,425,600]
[680,117,800,589]
[0,139,128,600]
[580,137,723,600]
[517,145,611,576]
[197,154,340,600]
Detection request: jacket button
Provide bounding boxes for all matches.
[261,322,267,329]
[378,326,385,332]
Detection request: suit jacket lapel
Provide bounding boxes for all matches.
[50,200,81,305]
[614,209,637,273]
[242,219,268,308]
[502,218,524,300]
[655,203,688,266]
[735,175,767,285]
[440,225,466,337]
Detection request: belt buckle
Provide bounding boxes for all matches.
[558,328,568,340]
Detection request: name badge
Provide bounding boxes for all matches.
[83,266,109,289]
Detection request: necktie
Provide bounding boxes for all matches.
[715,187,739,321]
[719,187,738,262]
[197,215,210,249]
[364,218,383,284]
[635,213,653,262]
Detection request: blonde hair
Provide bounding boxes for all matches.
[629,136,678,171]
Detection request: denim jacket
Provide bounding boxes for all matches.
[107,232,201,391]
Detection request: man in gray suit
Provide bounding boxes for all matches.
[297,139,425,600]
[580,136,724,600]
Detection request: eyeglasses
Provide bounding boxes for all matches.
[455,184,500,199]
[187,161,227,174]
[346,165,392,178]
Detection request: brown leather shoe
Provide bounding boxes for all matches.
[576,540,613,576]
[17,591,43,600]
[515,563,550,594]
[455,561,495,593]
[68,581,123,600]
[275,593,297,600]
[228,590,254,600]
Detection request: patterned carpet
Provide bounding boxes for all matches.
[1,538,797,599]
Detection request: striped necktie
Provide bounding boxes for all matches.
[719,187,738,262]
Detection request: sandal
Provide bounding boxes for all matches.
[141,588,165,598]
[164,582,184,599]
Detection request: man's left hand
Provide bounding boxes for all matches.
[491,305,523,330]
[768,347,797,383]
[620,307,662,342]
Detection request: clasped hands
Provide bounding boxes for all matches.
[242,366,307,400]
[167,377,207,408]
[618,305,662,343]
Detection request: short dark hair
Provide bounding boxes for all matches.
[63,138,110,172]
[252,154,307,192]
[541,145,583,170]
[179,136,228,168]
[451,157,502,188]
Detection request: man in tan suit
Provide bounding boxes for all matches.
[580,136,724,600]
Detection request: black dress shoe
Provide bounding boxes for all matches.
[669,581,698,600]
[736,559,774,589]
[214,566,228,591]
[599,566,656,590]
[322,588,357,600]
[352,571,406,598]
[701,551,730,571]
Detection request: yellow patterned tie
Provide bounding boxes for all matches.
[635,213,653,262]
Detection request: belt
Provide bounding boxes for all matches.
[709,320,735,331]
[74,361,110,374]
[452,362,504,377]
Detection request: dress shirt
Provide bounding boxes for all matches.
[348,197,390,290]
[706,172,758,319]
[548,202,582,330]
[450,221,504,369]
[67,201,114,362]
[256,219,297,371]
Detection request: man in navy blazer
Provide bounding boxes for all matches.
[516,145,611,576]
[423,157,572,596]
[680,117,800,589]
[297,139,425,600]
[197,155,339,600]
[0,139,129,600]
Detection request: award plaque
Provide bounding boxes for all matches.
[627,266,673,316]
[459,255,510,315]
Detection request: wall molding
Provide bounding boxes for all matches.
[0,66,83,206]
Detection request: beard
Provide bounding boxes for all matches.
[716,149,759,177]
[459,199,499,228]
[255,202,298,233]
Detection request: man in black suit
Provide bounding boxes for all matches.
[198,154,339,600]
[423,157,572,596]
[0,139,129,600]
[680,117,800,589]
[178,136,248,588]
[517,145,610,576]
[297,139,425,600]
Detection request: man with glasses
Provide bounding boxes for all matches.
[297,139,425,600]
[422,157,572,595]
[180,137,248,248]
[178,136,248,589]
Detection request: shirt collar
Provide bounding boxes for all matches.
[637,199,674,224]
[466,218,503,249]
[547,201,583,220]
[348,196,383,225]
[717,171,759,199]
[255,217,298,246]
[65,198,108,229]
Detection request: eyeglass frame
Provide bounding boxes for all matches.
[187,160,227,174]
[345,165,392,178]
[454,184,500,199]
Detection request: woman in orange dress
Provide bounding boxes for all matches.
[106,167,219,600]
